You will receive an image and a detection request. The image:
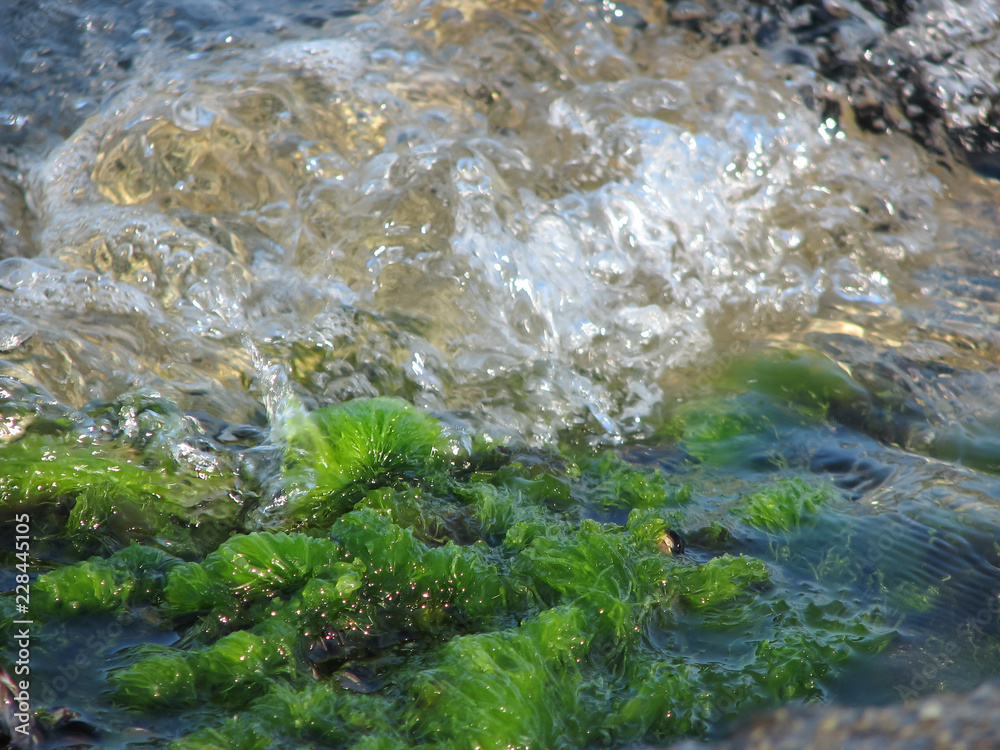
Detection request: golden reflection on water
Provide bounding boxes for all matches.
[0,0,993,442]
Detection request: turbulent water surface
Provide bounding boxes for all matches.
[2,0,964,441]
[3,0,1000,746]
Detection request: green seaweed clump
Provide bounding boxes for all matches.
[33,543,183,618]
[734,477,833,532]
[720,345,872,418]
[162,531,342,616]
[281,397,447,525]
[567,451,689,510]
[3,395,912,750]
[0,395,244,559]
[409,607,596,747]
[109,629,284,710]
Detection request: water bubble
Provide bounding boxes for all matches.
[12,2,949,440]
[0,314,34,351]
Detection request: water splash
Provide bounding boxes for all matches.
[8,0,947,442]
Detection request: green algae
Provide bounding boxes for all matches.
[0,393,951,749]
[662,345,871,471]
[511,524,653,641]
[109,629,286,710]
[408,606,597,748]
[33,542,182,618]
[685,344,1000,479]
[664,391,816,468]
[675,554,771,616]
[0,413,242,560]
[282,397,447,525]
[162,532,342,614]
[109,649,200,710]
[567,450,686,509]
[721,345,872,418]
[330,508,507,627]
[611,660,708,740]
[733,477,833,532]
[167,681,406,750]
[33,559,133,618]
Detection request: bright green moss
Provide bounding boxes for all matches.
[734,477,832,532]
[569,450,686,510]
[511,521,665,641]
[0,408,242,557]
[246,682,403,746]
[165,683,407,750]
[163,562,218,612]
[456,479,567,550]
[0,437,165,508]
[283,397,446,525]
[417,542,507,623]
[201,532,340,597]
[109,542,184,602]
[64,479,194,550]
[502,518,553,551]
[665,392,814,466]
[33,542,184,618]
[610,661,710,741]
[482,462,574,512]
[110,630,285,710]
[328,508,508,632]
[674,554,771,617]
[5,393,913,749]
[163,532,341,614]
[751,632,841,700]
[109,648,199,710]
[167,726,270,750]
[355,485,466,545]
[332,508,425,575]
[718,585,894,707]
[456,481,517,535]
[722,345,871,417]
[408,607,594,748]
[297,566,364,612]
[310,397,444,483]
[194,630,285,698]
[33,559,133,618]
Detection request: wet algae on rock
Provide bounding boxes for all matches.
[11,380,983,749]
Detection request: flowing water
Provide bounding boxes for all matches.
[3,0,1000,746]
[4,0,959,442]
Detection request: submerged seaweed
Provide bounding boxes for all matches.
[7,384,1000,748]
[0,393,246,561]
[280,397,448,526]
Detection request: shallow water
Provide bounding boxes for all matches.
[3,0,1000,747]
